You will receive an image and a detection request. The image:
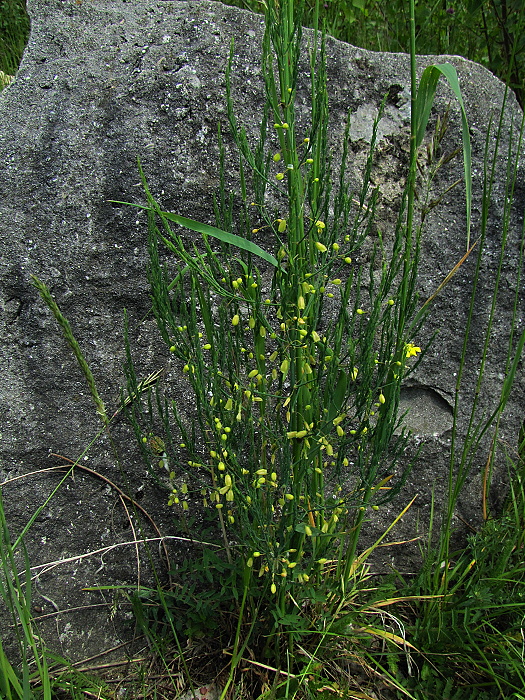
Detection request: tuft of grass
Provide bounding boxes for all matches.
[125,0,428,684]
[0,486,114,700]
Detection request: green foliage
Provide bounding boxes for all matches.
[414,62,472,246]
[385,78,525,699]
[121,8,413,694]
[0,0,29,78]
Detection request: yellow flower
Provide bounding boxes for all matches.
[405,343,421,358]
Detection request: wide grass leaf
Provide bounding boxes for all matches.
[110,200,279,268]
[415,63,472,248]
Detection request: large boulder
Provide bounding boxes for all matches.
[0,0,523,661]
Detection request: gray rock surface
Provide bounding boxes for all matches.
[0,0,523,661]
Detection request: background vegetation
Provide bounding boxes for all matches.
[0,0,29,84]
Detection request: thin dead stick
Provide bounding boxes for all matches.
[221,649,297,678]
[50,453,171,583]
[456,513,478,533]
[62,639,148,670]
[38,687,109,700]
[482,433,498,521]
[118,492,142,589]
[23,535,220,578]
[67,658,148,674]
[0,465,72,487]
[32,602,130,623]
[415,237,479,323]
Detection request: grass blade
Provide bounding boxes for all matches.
[415,63,472,248]
[109,200,279,267]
